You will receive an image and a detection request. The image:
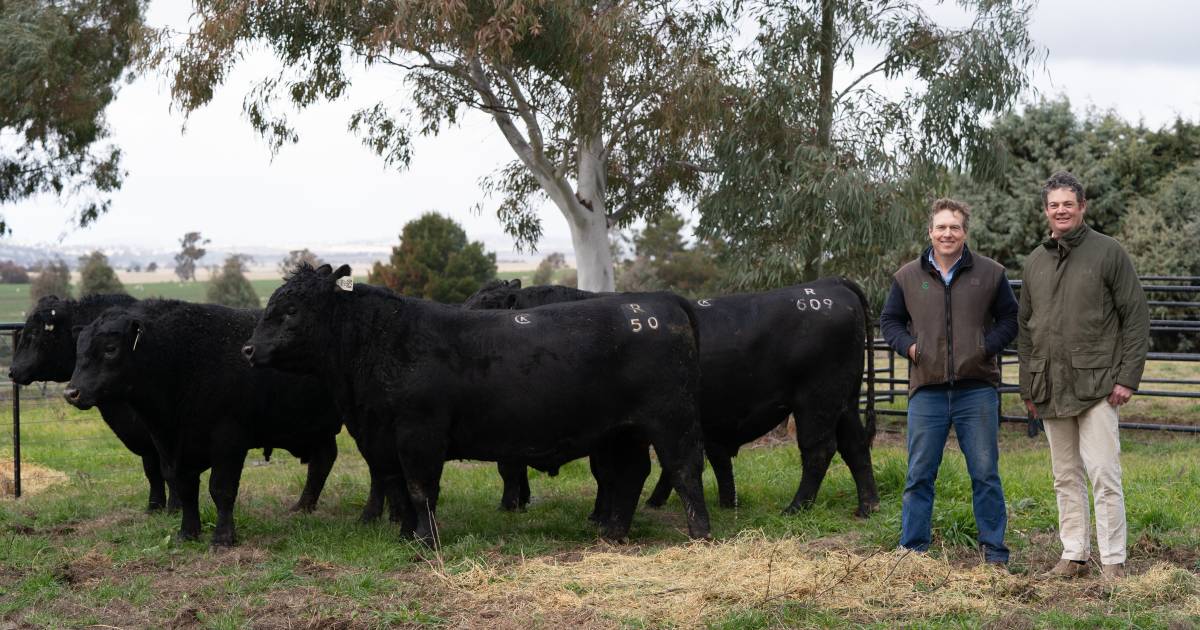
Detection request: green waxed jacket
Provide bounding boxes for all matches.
[1018,224,1150,419]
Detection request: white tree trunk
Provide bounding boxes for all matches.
[569,132,614,291]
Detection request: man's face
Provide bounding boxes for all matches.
[1044,187,1087,238]
[927,209,966,259]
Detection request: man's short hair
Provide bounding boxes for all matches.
[929,198,970,232]
[1042,171,1087,206]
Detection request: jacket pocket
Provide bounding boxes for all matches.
[1070,351,1114,400]
[1027,357,1050,404]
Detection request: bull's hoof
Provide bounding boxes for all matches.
[210,532,237,548]
[600,530,630,544]
[146,502,166,513]
[289,499,317,514]
[177,527,201,543]
[644,498,666,509]
[498,501,524,513]
[781,502,812,516]
[718,498,738,509]
[854,500,880,519]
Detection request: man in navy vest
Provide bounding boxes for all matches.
[880,198,1018,566]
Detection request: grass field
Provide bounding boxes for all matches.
[1,392,1198,628]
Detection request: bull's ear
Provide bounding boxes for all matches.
[315,264,333,276]
[70,325,85,340]
[333,264,352,279]
[129,319,145,352]
[509,279,522,289]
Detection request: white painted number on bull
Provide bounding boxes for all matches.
[796,297,836,311]
[628,304,646,314]
[804,289,816,295]
[697,299,712,307]
[514,314,532,325]
[629,317,660,333]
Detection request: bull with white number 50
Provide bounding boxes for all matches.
[243,264,710,546]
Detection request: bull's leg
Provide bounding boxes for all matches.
[175,469,203,542]
[836,410,879,517]
[497,462,528,511]
[644,469,673,508]
[209,451,247,547]
[291,436,338,513]
[142,453,167,512]
[381,470,417,537]
[784,413,838,515]
[588,455,614,524]
[396,435,445,547]
[360,468,385,523]
[598,441,651,542]
[647,428,711,540]
[707,442,738,509]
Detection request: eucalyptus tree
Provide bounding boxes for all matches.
[697,0,1039,296]
[0,0,146,234]
[168,1,729,291]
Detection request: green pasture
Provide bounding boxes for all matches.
[1,396,1198,628]
[0,280,286,323]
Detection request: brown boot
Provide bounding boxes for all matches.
[1101,563,1126,580]
[1040,559,1089,579]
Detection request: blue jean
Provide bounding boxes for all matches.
[901,384,1009,562]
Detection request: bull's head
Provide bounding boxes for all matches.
[461,278,521,310]
[10,296,77,385]
[64,310,143,410]
[243,263,350,373]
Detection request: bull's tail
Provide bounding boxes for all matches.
[840,278,876,446]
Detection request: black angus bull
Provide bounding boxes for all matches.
[464,277,880,516]
[64,300,343,546]
[9,294,177,512]
[242,264,711,545]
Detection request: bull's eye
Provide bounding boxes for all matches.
[286,305,298,317]
[103,344,118,357]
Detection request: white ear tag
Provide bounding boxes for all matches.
[336,277,354,292]
[133,329,142,352]
[44,323,54,331]
[51,310,56,316]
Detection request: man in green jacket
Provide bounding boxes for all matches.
[1019,171,1149,580]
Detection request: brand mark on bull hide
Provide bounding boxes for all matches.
[514,314,533,325]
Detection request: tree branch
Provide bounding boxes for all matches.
[494,64,546,154]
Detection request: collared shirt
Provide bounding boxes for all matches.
[927,248,965,286]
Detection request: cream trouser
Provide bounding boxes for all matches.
[1043,400,1126,565]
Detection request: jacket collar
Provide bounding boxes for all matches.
[1042,223,1091,255]
[920,244,974,274]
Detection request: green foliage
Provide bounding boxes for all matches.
[173,231,209,282]
[616,212,721,298]
[29,257,70,301]
[531,252,566,286]
[77,251,124,296]
[0,0,146,234]
[278,248,323,279]
[367,212,497,303]
[0,260,29,283]
[951,99,1200,270]
[698,0,1039,301]
[206,254,260,309]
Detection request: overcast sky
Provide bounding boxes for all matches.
[3,0,1199,259]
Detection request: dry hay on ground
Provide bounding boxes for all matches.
[438,531,1200,627]
[0,461,68,497]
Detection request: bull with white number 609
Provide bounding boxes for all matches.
[242,264,710,546]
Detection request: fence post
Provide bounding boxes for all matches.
[11,329,20,498]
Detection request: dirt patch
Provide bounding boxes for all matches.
[0,461,68,497]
